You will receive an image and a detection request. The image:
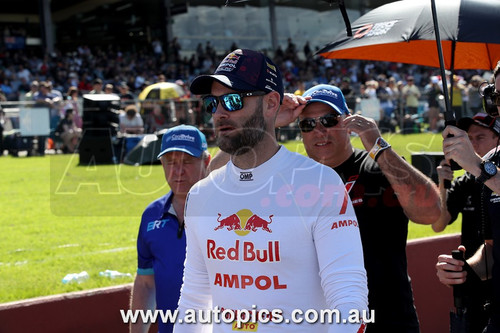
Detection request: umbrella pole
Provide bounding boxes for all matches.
[337,0,353,36]
[450,41,456,119]
[430,0,454,123]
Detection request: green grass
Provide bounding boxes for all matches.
[0,133,459,303]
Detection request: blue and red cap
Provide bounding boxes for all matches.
[157,125,208,159]
[190,49,284,102]
[303,84,350,115]
[458,112,500,135]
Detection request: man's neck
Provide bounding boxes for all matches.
[231,137,280,170]
[171,194,187,220]
[325,146,354,169]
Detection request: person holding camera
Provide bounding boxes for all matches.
[436,60,500,333]
[433,113,499,331]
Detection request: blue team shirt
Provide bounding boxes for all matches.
[137,192,186,333]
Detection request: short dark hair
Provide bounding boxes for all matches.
[125,105,137,117]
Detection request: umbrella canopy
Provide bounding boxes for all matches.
[138,82,185,101]
[317,0,500,71]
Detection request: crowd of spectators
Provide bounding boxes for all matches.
[0,40,494,156]
[0,41,490,103]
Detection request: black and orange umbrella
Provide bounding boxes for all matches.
[317,0,500,121]
[317,0,500,70]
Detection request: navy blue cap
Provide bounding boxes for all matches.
[157,125,208,159]
[303,84,350,115]
[190,49,284,102]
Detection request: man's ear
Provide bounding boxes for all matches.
[264,91,281,117]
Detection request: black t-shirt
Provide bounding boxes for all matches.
[447,172,492,257]
[483,148,500,329]
[334,149,419,332]
[425,85,441,108]
[447,172,492,331]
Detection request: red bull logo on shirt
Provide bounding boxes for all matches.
[209,209,286,290]
[214,213,242,231]
[214,209,274,235]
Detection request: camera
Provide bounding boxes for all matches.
[479,82,499,117]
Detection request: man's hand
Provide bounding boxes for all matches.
[442,126,482,176]
[276,93,310,128]
[343,114,381,151]
[435,246,467,286]
[436,160,453,187]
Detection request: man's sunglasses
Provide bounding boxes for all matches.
[298,113,339,133]
[202,91,267,114]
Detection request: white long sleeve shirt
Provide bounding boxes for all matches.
[175,147,368,333]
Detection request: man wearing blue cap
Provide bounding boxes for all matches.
[175,50,368,332]
[130,125,210,333]
[281,84,441,332]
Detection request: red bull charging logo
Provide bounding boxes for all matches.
[214,209,274,235]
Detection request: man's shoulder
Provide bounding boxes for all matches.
[143,193,171,217]
[282,149,346,185]
[343,148,384,178]
[187,166,225,195]
[279,146,319,165]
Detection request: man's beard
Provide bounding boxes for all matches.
[216,101,266,156]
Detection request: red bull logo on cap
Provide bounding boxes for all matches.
[226,52,240,60]
[214,209,274,235]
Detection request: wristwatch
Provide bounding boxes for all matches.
[369,137,391,161]
[476,160,498,183]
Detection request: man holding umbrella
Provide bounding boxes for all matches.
[436,60,500,333]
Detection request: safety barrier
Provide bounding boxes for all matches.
[0,233,460,333]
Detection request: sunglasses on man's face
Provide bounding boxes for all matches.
[202,91,267,114]
[298,113,339,133]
